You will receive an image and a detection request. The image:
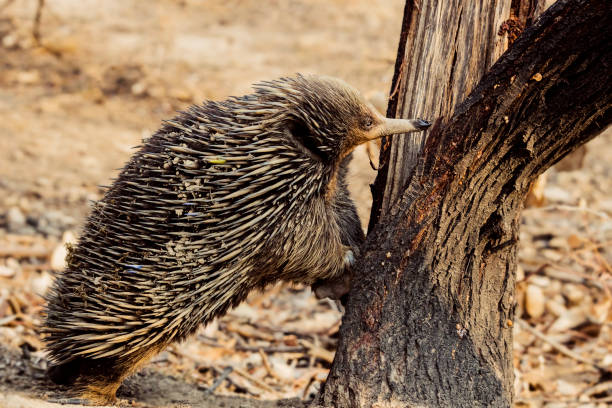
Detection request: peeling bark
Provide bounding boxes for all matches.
[371,0,511,230]
[319,0,611,407]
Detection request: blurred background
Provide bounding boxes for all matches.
[0,1,610,407]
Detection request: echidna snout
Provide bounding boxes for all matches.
[43,74,429,405]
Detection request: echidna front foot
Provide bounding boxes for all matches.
[312,247,356,300]
[313,273,352,300]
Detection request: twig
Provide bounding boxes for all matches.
[580,380,612,398]
[517,319,610,373]
[299,339,335,364]
[204,366,233,395]
[297,368,329,400]
[301,372,316,400]
[251,320,341,337]
[523,204,610,219]
[231,366,278,394]
[0,315,18,326]
[197,334,299,354]
[0,245,51,258]
[32,0,45,45]
[4,234,52,244]
[0,292,7,311]
[258,348,284,383]
[573,239,612,253]
[21,263,51,272]
[225,321,276,341]
[195,334,222,347]
[539,264,605,291]
[173,348,275,395]
[237,344,307,353]
[518,396,612,404]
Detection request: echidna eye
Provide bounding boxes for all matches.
[363,117,374,129]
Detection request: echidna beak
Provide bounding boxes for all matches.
[373,117,431,139]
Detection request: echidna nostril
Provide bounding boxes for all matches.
[415,119,431,130]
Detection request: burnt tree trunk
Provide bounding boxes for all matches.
[319,0,611,407]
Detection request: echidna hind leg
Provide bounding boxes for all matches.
[51,345,164,406]
[47,358,121,405]
[54,357,123,405]
[87,350,163,405]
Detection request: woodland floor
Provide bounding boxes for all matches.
[0,1,611,407]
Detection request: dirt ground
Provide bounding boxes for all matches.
[0,1,611,407]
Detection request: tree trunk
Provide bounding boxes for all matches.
[319,1,611,407]
[370,0,511,230]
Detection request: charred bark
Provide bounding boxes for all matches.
[320,0,611,407]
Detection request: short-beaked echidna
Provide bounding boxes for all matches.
[43,74,430,404]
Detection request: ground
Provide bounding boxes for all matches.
[0,1,611,407]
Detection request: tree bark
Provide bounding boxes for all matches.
[370,0,511,230]
[319,1,611,407]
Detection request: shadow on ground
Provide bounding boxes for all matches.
[0,344,307,408]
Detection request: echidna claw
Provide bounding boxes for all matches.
[48,398,97,405]
[343,249,355,268]
[365,140,379,170]
[369,157,379,171]
[414,118,431,130]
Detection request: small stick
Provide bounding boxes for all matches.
[5,234,54,244]
[301,372,316,400]
[580,380,612,398]
[571,239,612,253]
[237,344,307,353]
[197,333,310,353]
[32,0,45,45]
[21,263,52,272]
[225,321,275,341]
[517,319,610,373]
[259,348,284,382]
[204,366,233,395]
[0,315,17,326]
[0,246,51,258]
[174,349,270,395]
[231,366,277,394]
[518,396,612,404]
[523,205,610,219]
[252,320,340,336]
[299,339,335,364]
[540,264,605,291]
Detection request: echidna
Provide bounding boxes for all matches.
[43,74,430,405]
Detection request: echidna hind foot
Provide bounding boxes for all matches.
[78,384,120,406]
[48,358,122,405]
[48,347,162,406]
